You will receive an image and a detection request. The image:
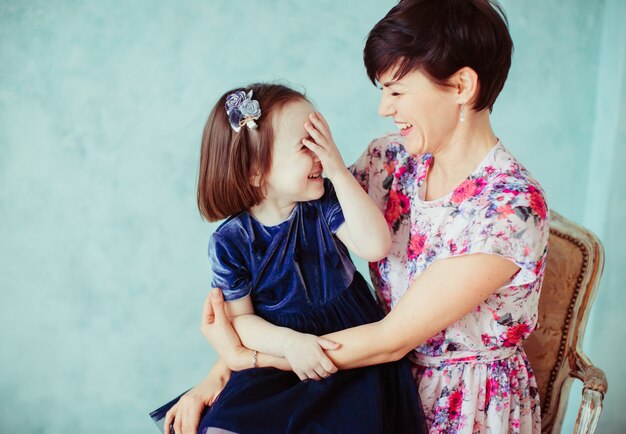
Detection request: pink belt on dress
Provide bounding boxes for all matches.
[410,346,519,367]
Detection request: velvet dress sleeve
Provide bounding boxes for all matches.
[208,227,252,301]
[318,178,346,233]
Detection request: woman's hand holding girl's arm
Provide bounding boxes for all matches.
[320,254,520,369]
[303,112,391,261]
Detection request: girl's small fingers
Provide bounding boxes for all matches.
[304,121,326,145]
[310,112,331,135]
[302,138,323,155]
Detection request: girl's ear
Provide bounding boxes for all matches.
[250,173,261,187]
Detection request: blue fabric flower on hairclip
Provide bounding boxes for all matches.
[225,90,262,132]
[225,91,247,114]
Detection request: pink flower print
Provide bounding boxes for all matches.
[481,333,493,346]
[484,378,498,410]
[384,189,409,226]
[503,323,531,347]
[534,257,545,276]
[448,390,464,418]
[451,177,488,205]
[448,241,457,254]
[485,165,496,175]
[509,368,520,389]
[408,232,428,259]
[527,185,547,220]
[383,159,396,176]
[395,165,407,179]
[496,203,514,220]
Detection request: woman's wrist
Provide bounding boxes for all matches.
[207,358,232,381]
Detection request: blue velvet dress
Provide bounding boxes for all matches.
[151,179,426,434]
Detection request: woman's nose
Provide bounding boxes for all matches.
[378,92,395,118]
[311,151,320,163]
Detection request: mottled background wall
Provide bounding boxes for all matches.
[1,0,624,432]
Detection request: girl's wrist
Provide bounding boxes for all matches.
[325,166,351,185]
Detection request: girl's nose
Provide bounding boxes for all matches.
[312,151,320,163]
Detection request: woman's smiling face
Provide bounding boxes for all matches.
[377,67,460,155]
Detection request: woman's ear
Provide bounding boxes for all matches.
[454,66,479,106]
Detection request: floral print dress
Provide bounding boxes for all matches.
[350,134,549,434]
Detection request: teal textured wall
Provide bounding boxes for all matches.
[1,1,624,432]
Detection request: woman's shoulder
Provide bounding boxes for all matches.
[367,132,429,162]
[488,144,546,193]
[358,132,432,180]
[476,143,549,223]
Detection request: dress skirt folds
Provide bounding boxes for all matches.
[150,273,426,434]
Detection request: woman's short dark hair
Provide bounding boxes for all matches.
[364,0,513,112]
[197,83,307,222]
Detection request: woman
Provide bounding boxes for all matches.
[168,0,549,432]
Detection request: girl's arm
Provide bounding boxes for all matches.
[321,253,520,368]
[203,290,339,380]
[303,112,391,261]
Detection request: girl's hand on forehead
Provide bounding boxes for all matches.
[302,112,349,182]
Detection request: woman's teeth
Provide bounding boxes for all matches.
[308,173,321,179]
[397,122,413,130]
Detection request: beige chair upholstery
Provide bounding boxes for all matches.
[523,211,607,433]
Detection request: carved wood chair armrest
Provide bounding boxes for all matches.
[573,355,607,434]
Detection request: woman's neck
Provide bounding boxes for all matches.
[425,111,498,201]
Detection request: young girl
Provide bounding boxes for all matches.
[151,83,426,434]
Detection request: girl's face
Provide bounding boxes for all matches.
[263,99,324,207]
[377,67,459,155]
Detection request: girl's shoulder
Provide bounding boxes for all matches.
[211,213,252,246]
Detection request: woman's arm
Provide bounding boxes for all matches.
[164,358,231,434]
[303,112,391,261]
[321,253,520,368]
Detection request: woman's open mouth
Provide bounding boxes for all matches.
[396,122,413,137]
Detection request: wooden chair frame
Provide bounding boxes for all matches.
[524,211,607,433]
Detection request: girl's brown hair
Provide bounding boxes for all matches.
[198,83,307,221]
